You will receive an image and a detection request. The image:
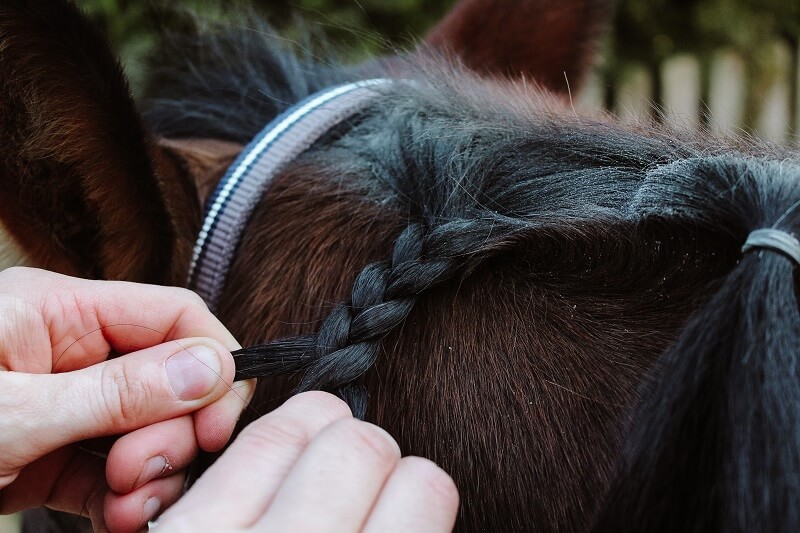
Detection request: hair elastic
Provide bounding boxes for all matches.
[741,228,800,265]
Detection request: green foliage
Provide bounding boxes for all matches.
[74,0,799,97]
[75,0,452,93]
[76,0,452,60]
[260,0,452,44]
[614,0,799,63]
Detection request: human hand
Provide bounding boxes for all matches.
[0,267,255,532]
[154,392,459,532]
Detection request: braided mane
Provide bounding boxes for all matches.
[234,219,525,416]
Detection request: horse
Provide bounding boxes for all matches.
[2,1,799,532]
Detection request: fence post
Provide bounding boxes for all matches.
[755,41,792,143]
[796,39,800,142]
[578,71,606,111]
[614,63,653,124]
[661,54,702,128]
[708,50,747,135]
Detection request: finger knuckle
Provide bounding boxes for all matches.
[174,287,208,310]
[99,361,149,429]
[285,391,353,421]
[333,419,400,465]
[0,266,25,284]
[237,416,311,454]
[403,457,460,507]
[0,267,37,296]
[0,265,42,283]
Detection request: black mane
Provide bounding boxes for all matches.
[142,14,361,142]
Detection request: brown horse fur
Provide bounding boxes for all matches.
[5,1,800,533]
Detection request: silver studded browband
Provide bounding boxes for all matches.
[187,79,393,312]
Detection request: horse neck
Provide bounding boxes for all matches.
[192,145,731,530]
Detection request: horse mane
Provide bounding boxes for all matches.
[141,13,362,143]
[140,10,800,533]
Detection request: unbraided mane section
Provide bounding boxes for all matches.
[233,218,520,417]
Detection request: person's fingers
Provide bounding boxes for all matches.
[2,431,189,530]
[256,418,401,532]
[47,454,110,533]
[0,267,238,373]
[0,292,52,373]
[362,457,459,533]
[104,472,185,533]
[158,392,352,528]
[0,447,85,514]
[3,446,108,529]
[3,338,234,463]
[192,378,257,452]
[106,417,196,494]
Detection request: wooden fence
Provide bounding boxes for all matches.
[578,40,799,144]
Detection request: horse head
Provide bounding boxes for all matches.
[1,1,798,532]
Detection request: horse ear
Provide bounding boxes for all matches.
[0,0,197,283]
[426,0,614,93]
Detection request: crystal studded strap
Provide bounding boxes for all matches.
[188,79,393,312]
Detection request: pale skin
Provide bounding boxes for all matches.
[0,267,459,532]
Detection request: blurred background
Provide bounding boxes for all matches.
[72,0,800,142]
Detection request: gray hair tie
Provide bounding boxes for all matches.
[741,228,800,265]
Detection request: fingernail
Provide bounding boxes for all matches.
[143,497,161,524]
[165,345,221,401]
[136,455,168,489]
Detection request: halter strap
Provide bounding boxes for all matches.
[188,79,392,312]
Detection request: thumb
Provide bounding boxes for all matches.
[15,338,234,458]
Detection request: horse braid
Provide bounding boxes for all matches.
[233,218,515,418]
